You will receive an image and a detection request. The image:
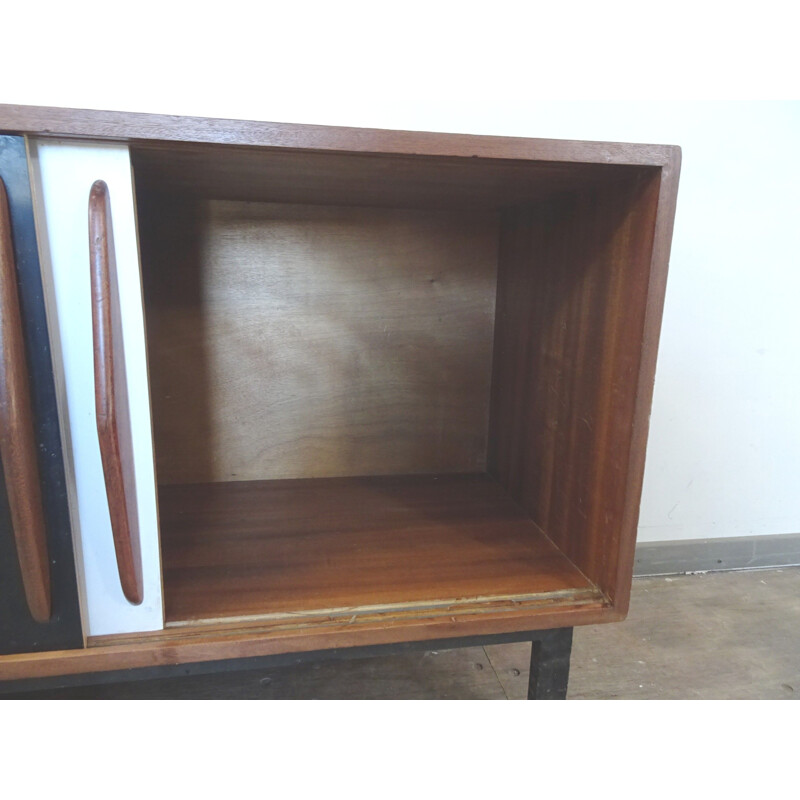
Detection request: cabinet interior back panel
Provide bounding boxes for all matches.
[138,198,499,483]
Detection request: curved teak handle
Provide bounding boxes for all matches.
[89,180,143,605]
[0,177,52,622]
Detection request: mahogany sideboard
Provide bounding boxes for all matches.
[0,106,680,698]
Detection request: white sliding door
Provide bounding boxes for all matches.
[29,139,163,636]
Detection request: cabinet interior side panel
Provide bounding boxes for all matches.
[489,174,661,598]
[138,197,499,483]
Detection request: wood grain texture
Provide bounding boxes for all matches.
[131,142,652,211]
[0,177,51,623]
[159,474,600,624]
[610,149,681,615]
[138,199,498,483]
[0,596,615,682]
[4,645,509,699]
[0,103,677,167]
[88,180,143,605]
[489,172,663,604]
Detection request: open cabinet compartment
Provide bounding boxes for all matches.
[131,142,662,630]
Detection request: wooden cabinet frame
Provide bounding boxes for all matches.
[0,105,680,684]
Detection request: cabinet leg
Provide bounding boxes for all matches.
[528,627,573,700]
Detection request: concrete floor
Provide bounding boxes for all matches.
[9,566,800,699]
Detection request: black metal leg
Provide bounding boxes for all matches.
[528,627,573,700]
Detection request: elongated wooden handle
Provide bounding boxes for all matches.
[0,177,52,622]
[89,180,143,605]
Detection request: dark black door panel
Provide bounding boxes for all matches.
[0,134,83,655]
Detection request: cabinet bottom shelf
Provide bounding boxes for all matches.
[159,473,602,627]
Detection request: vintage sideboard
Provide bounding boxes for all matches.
[0,106,680,697]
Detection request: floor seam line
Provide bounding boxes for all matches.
[483,645,509,700]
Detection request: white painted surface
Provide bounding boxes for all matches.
[29,140,163,635]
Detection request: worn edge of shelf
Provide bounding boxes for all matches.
[160,586,604,630]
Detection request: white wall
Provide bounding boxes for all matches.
[2,10,798,545]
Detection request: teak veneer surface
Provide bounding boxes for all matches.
[0,104,677,166]
[489,173,663,607]
[131,143,654,211]
[159,473,599,625]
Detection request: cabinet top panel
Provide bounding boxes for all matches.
[0,104,679,167]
